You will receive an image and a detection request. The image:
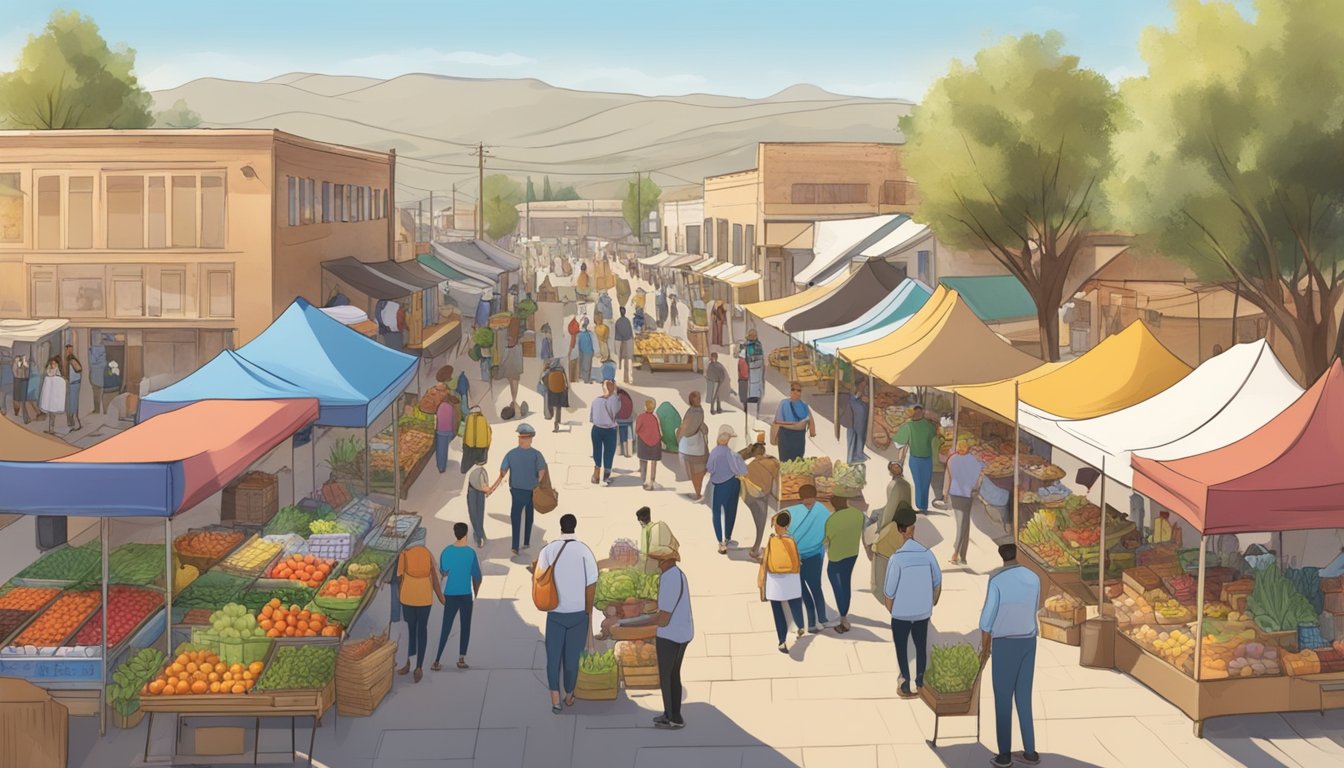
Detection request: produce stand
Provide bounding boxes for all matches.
[634,331,698,372]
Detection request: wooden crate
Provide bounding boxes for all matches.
[221,471,279,525]
[919,683,977,715]
[335,640,396,717]
[575,669,618,701]
[1039,619,1082,646]
[621,663,660,690]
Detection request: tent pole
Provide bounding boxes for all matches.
[393,403,402,513]
[99,517,109,737]
[787,332,795,382]
[364,427,371,497]
[1193,536,1208,684]
[867,371,875,452]
[1098,457,1107,602]
[832,364,841,441]
[164,518,172,659]
[1012,381,1021,542]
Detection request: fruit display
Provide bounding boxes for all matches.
[983,455,1015,478]
[635,332,692,356]
[207,604,269,640]
[258,599,342,638]
[318,576,367,599]
[1154,596,1192,623]
[1248,565,1317,632]
[339,634,390,661]
[255,644,337,691]
[579,649,617,675]
[174,530,245,565]
[264,505,334,538]
[615,640,658,668]
[0,586,61,612]
[1200,629,1281,679]
[173,571,251,611]
[1043,593,1083,622]
[594,568,659,610]
[830,461,866,493]
[15,541,102,582]
[108,647,167,717]
[108,543,166,586]
[369,425,434,476]
[218,536,284,576]
[308,519,350,536]
[144,649,264,696]
[1061,528,1101,547]
[926,643,983,694]
[72,586,164,647]
[0,610,31,644]
[1126,624,1196,671]
[343,549,393,579]
[173,563,199,596]
[1022,460,1066,481]
[266,554,336,588]
[239,586,316,615]
[608,539,639,568]
[1111,590,1155,625]
[1164,574,1198,605]
[12,590,101,647]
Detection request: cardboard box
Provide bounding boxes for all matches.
[0,677,68,768]
[1039,619,1081,646]
[195,726,246,756]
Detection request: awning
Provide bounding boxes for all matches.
[948,321,1192,420]
[412,318,461,359]
[0,399,318,517]
[369,259,442,290]
[689,257,719,273]
[323,257,417,300]
[0,318,69,348]
[742,272,846,320]
[840,287,1043,386]
[435,240,520,273]
[417,253,488,287]
[811,279,933,352]
[939,275,1037,322]
[430,242,507,282]
[793,215,902,287]
[781,258,908,334]
[639,251,674,267]
[662,252,704,269]
[139,350,313,422]
[0,417,78,461]
[723,268,762,287]
[858,219,929,258]
[1132,361,1344,534]
[1013,340,1302,487]
[705,262,745,279]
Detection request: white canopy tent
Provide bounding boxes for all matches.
[857,219,929,258]
[792,215,900,287]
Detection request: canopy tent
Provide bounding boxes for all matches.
[781,258,908,334]
[367,260,441,291]
[705,262,746,280]
[0,318,69,348]
[416,253,484,285]
[639,251,674,267]
[662,252,704,269]
[688,257,720,274]
[322,257,419,301]
[437,239,521,272]
[1011,340,1302,487]
[793,215,902,287]
[1132,361,1344,534]
[139,350,312,422]
[0,399,318,517]
[429,242,508,283]
[948,321,1192,420]
[939,275,1037,323]
[741,270,846,320]
[857,219,928,258]
[722,268,762,287]
[841,287,1043,386]
[0,416,78,461]
[801,278,930,347]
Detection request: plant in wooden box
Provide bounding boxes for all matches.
[920,643,984,714]
[1249,564,1317,652]
[574,650,618,700]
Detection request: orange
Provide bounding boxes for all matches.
[209,682,221,694]
[248,661,264,676]
[231,683,246,694]
[191,680,208,694]
[148,680,165,695]
[176,680,189,695]
[161,686,175,696]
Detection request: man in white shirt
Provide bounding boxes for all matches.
[536,514,598,713]
[882,503,942,698]
[980,540,1042,768]
[649,543,693,729]
[589,379,622,485]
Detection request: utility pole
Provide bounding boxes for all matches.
[635,171,642,246]
[417,200,423,251]
[451,184,456,232]
[526,175,531,239]
[428,191,434,243]
[471,143,492,240]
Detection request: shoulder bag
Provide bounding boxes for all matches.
[533,472,559,514]
[531,540,571,611]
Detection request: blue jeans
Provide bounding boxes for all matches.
[467,488,486,545]
[826,556,856,617]
[480,359,491,381]
[908,455,933,510]
[770,599,805,644]
[402,603,431,670]
[845,427,867,464]
[891,617,929,688]
[578,351,593,382]
[509,488,534,550]
[711,477,740,542]
[435,431,454,473]
[798,554,829,627]
[617,421,631,447]
[591,425,616,475]
[545,611,588,694]
[991,636,1037,758]
[435,595,474,661]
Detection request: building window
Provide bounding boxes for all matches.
[171,176,198,247]
[916,250,931,284]
[321,182,332,223]
[341,185,352,222]
[204,268,233,318]
[685,224,701,255]
[744,225,755,267]
[716,219,729,260]
[59,273,105,316]
[365,186,373,220]
[790,183,868,205]
[881,180,911,206]
[67,176,94,249]
[200,174,225,248]
[301,178,315,224]
[382,190,389,219]
[732,224,743,265]
[107,176,146,248]
[148,177,167,248]
[31,268,57,317]
[286,176,299,226]
[37,175,60,249]
[334,184,346,222]
[0,172,22,242]
[112,271,144,318]
[702,219,712,256]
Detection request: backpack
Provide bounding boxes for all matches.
[738,358,749,380]
[463,411,491,449]
[615,389,634,420]
[546,369,567,394]
[765,536,800,575]
[468,344,482,362]
[531,540,571,611]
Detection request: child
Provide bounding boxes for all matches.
[466,456,490,548]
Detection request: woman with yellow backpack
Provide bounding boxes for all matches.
[459,405,492,475]
[757,511,806,654]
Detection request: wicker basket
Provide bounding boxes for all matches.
[574,668,618,701]
[222,471,279,525]
[620,662,660,690]
[335,637,396,717]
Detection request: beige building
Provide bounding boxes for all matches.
[657,188,704,255]
[513,199,630,241]
[0,129,394,390]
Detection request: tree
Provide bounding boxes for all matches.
[1108,0,1344,383]
[550,184,581,201]
[623,176,661,240]
[526,177,537,203]
[899,32,1119,361]
[153,99,200,128]
[0,11,152,129]
[481,174,523,240]
[542,176,553,202]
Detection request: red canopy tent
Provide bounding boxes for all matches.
[1131,360,1344,534]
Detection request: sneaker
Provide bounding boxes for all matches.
[897,684,917,699]
[989,755,1013,768]
[1016,752,1040,766]
[654,719,685,730]
[808,625,822,634]
[652,715,670,726]
[717,542,727,555]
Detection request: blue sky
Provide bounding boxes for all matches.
[0,0,1253,98]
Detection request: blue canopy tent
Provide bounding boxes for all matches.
[137,350,311,423]
[811,279,933,355]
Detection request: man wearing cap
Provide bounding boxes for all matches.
[740,435,780,562]
[705,424,750,555]
[894,404,937,512]
[488,423,550,556]
[649,541,693,730]
[614,306,635,384]
[882,502,942,698]
[980,541,1042,768]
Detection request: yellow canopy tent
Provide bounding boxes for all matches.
[947,320,1193,420]
[0,416,78,461]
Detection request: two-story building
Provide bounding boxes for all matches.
[0,129,395,395]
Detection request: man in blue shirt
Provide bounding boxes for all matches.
[576,318,596,384]
[882,502,941,697]
[943,439,986,566]
[650,542,693,729]
[434,522,483,671]
[980,541,1042,768]
[785,484,831,632]
[488,423,549,555]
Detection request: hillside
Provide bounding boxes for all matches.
[152,73,913,200]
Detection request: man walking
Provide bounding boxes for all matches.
[536,514,598,714]
[944,439,986,566]
[488,423,549,556]
[434,522,482,671]
[981,541,1042,768]
[614,306,635,384]
[589,379,621,485]
[894,404,937,512]
[784,484,831,633]
[576,317,596,384]
[883,504,942,698]
[824,493,864,634]
[705,425,749,555]
[636,506,677,568]
[704,352,727,414]
[650,541,692,729]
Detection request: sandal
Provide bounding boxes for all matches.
[431,661,442,672]
[552,703,563,714]
[413,668,423,683]
[564,694,576,707]
[397,663,410,676]
[457,659,469,669]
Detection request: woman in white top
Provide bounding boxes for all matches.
[38,357,67,435]
[675,391,709,500]
[757,511,806,653]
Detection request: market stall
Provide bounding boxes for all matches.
[634,331,699,372]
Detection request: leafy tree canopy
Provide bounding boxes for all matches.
[153,99,201,128]
[623,176,661,238]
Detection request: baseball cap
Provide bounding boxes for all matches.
[517,423,536,435]
[717,424,737,440]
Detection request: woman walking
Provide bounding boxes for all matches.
[38,357,66,435]
[675,391,709,500]
[615,387,635,458]
[758,511,806,653]
[64,345,83,431]
[465,455,490,547]
[397,541,444,683]
[635,399,663,490]
[705,425,749,555]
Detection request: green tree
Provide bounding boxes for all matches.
[526,177,537,203]
[900,32,1119,361]
[550,184,581,201]
[153,99,201,128]
[542,176,554,202]
[481,174,523,240]
[623,176,661,240]
[1108,0,1344,382]
[0,11,152,129]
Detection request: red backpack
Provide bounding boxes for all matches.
[616,389,634,420]
[738,358,749,381]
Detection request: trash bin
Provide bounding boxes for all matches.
[1080,616,1116,669]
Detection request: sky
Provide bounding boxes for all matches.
[0,0,1257,99]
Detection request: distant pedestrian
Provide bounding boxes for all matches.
[434,390,458,474]
[844,388,869,464]
[38,357,66,435]
[705,425,749,555]
[488,423,549,555]
[740,438,779,561]
[655,286,669,329]
[704,352,727,414]
[981,541,1041,768]
[943,439,986,566]
[536,514,598,714]
[434,522,481,671]
[711,301,727,346]
[500,334,524,411]
[772,382,815,462]
[615,386,635,458]
[758,511,805,653]
[539,323,554,362]
[737,330,764,417]
[865,461,913,558]
[784,484,830,632]
[589,379,621,485]
[824,494,864,634]
[635,399,663,490]
[465,455,489,547]
[883,503,941,698]
[650,541,692,729]
[600,357,617,384]
[894,404,937,512]
[668,293,680,327]
[598,292,614,330]
[397,542,445,683]
[593,312,611,361]
[576,318,596,384]
[11,354,31,423]
[675,391,709,500]
[931,414,953,510]
[541,358,570,432]
[614,307,635,384]
[63,345,82,431]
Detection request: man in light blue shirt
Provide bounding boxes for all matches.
[650,543,692,729]
[979,541,1041,768]
[785,484,831,632]
[882,502,941,697]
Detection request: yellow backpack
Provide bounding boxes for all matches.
[765,536,800,574]
[463,411,491,449]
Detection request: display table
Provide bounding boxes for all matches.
[686,325,708,370]
[634,333,697,372]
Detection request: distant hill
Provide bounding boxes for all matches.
[152,73,913,200]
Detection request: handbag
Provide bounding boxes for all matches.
[531,540,571,611]
[533,475,559,514]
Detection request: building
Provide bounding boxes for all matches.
[0,129,395,393]
[701,142,919,298]
[658,189,704,256]
[513,199,630,241]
